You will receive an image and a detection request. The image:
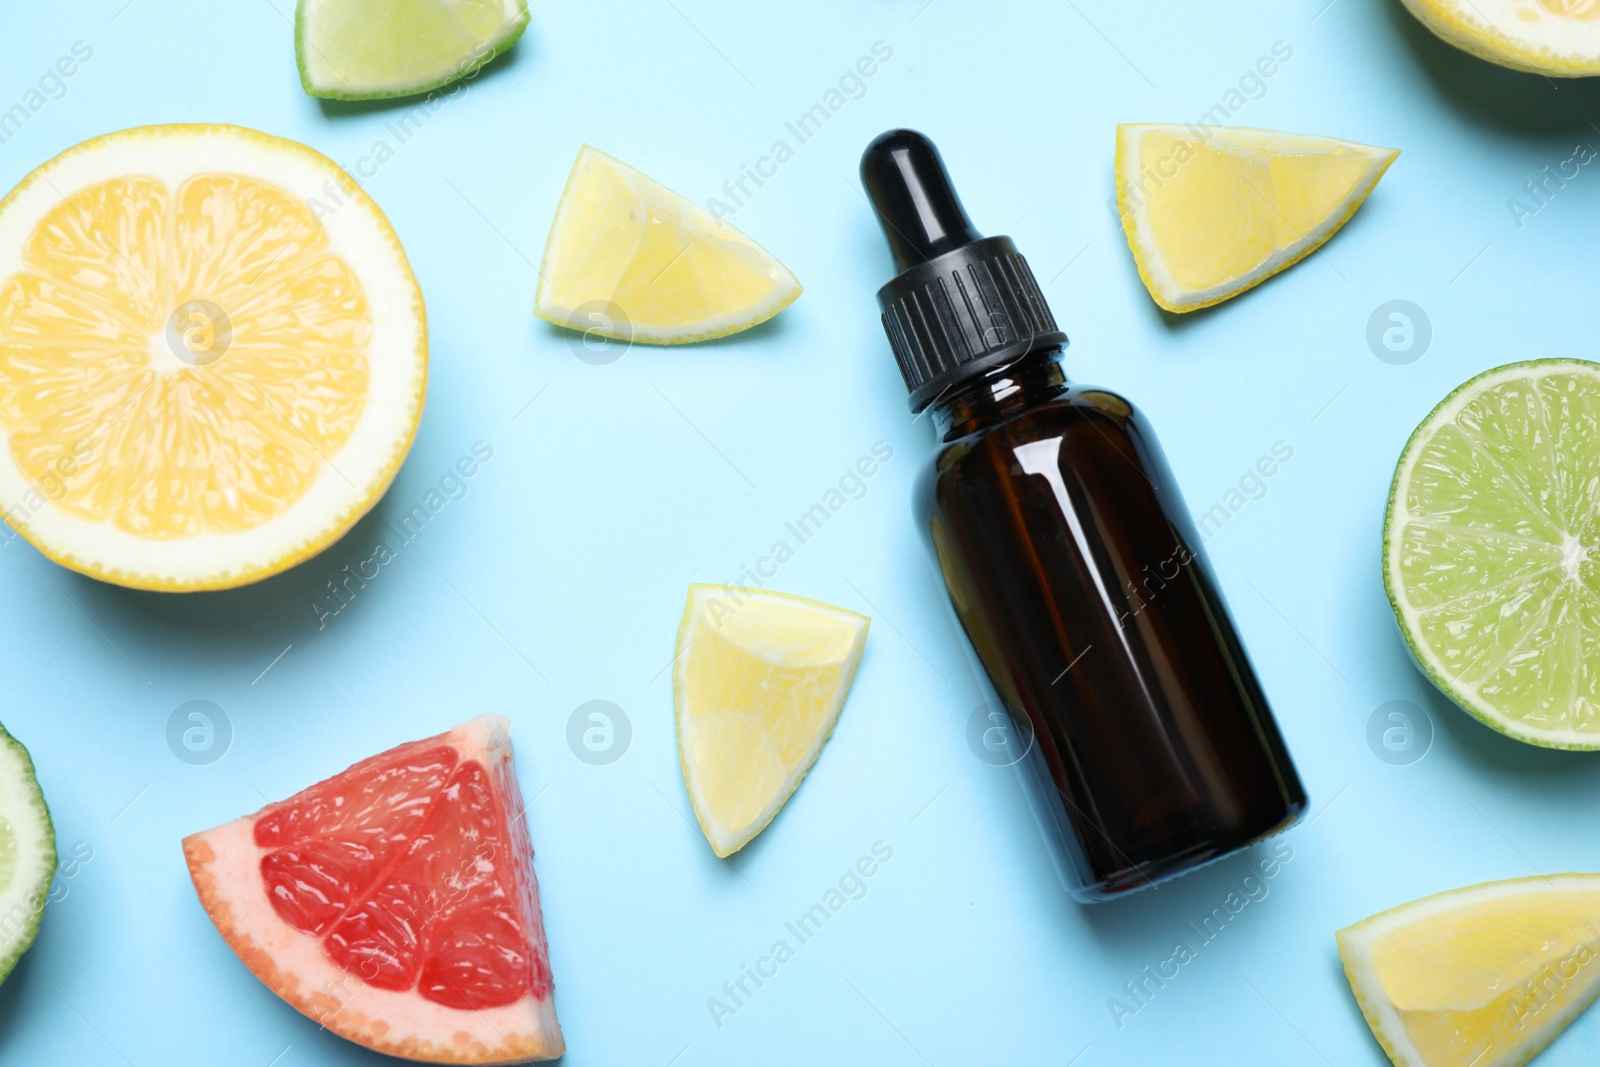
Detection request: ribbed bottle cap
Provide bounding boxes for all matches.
[861,130,1067,412]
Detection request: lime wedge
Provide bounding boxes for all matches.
[296,0,529,100]
[0,722,55,984]
[1384,359,1600,749]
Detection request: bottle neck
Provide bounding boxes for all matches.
[927,347,1070,439]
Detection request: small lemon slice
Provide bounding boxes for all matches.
[535,146,801,345]
[1338,875,1600,1067]
[0,125,426,591]
[1400,0,1600,77]
[1115,124,1398,313]
[673,585,868,857]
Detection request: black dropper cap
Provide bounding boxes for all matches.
[861,130,1067,412]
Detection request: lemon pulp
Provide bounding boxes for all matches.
[0,126,426,590]
[1,174,369,537]
[1340,876,1600,1067]
[1116,124,1397,313]
[674,585,868,856]
[535,146,801,344]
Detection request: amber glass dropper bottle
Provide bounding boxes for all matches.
[861,129,1307,902]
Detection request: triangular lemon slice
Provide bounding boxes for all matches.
[673,585,868,857]
[535,147,801,344]
[1116,124,1398,313]
[1399,0,1600,77]
[1338,875,1600,1066]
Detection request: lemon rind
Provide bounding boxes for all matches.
[1383,358,1600,750]
[1337,874,1600,1067]
[1399,0,1600,78]
[672,584,869,858]
[533,146,802,345]
[0,124,427,592]
[1115,123,1398,314]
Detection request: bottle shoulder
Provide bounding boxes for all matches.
[933,384,1142,460]
[913,384,1149,518]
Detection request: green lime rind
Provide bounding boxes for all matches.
[1382,357,1600,751]
[0,721,56,985]
[295,0,529,102]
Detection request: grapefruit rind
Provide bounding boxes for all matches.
[183,716,562,1065]
[1336,875,1600,1067]
[0,722,55,986]
[0,125,427,592]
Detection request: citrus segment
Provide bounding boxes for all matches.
[297,0,531,100]
[1399,0,1600,76]
[183,715,563,1064]
[0,125,426,590]
[0,722,55,987]
[1115,124,1397,313]
[535,146,801,344]
[1338,875,1600,1066]
[1385,360,1600,748]
[674,585,868,857]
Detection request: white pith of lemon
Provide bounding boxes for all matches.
[1338,875,1600,1067]
[674,585,868,857]
[1115,124,1398,313]
[1399,0,1600,77]
[535,146,802,345]
[0,125,426,591]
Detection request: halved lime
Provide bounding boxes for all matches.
[296,0,529,100]
[0,722,55,984]
[1384,359,1600,749]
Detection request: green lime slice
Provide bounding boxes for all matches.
[0,722,55,983]
[296,0,529,101]
[1385,359,1600,749]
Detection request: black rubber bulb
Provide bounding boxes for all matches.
[860,129,983,272]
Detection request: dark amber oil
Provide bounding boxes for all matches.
[920,354,1306,900]
[863,130,1306,902]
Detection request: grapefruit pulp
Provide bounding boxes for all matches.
[183,715,562,1064]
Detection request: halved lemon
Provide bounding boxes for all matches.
[534,146,801,345]
[1338,875,1600,1067]
[1116,124,1398,313]
[0,125,426,591]
[674,585,868,857]
[1400,0,1600,77]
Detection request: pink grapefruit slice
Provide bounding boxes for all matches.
[182,715,563,1064]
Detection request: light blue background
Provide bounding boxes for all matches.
[2,0,1599,1064]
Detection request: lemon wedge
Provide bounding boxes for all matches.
[1400,0,1600,77]
[1115,124,1398,313]
[535,146,801,345]
[0,125,426,591]
[1338,875,1600,1067]
[674,585,868,857]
